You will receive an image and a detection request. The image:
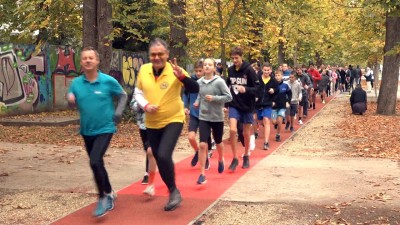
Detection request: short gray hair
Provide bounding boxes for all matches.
[149,38,169,52]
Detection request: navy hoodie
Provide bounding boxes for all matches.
[273,80,292,109]
[226,61,260,113]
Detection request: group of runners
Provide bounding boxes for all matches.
[68,37,352,218]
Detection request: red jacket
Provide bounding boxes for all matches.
[308,69,321,89]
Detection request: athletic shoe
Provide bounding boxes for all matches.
[313,103,316,109]
[164,189,182,211]
[274,124,278,129]
[197,174,207,184]
[143,185,155,197]
[141,175,149,185]
[290,127,294,132]
[263,142,270,150]
[191,151,199,167]
[205,157,210,170]
[211,141,216,150]
[254,132,258,139]
[228,158,239,172]
[218,161,224,173]
[93,197,108,217]
[106,191,116,211]
[298,120,303,125]
[275,134,281,142]
[242,155,250,169]
[322,100,326,104]
[285,122,290,130]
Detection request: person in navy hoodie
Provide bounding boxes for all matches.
[271,70,292,142]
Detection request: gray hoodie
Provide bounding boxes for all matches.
[195,76,232,122]
[288,80,302,104]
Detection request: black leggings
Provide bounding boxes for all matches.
[147,122,183,193]
[83,133,113,198]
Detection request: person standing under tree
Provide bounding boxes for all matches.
[134,38,199,211]
[67,47,128,217]
[226,46,260,171]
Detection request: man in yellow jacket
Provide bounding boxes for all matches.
[134,38,199,211]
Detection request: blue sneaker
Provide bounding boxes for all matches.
[218,161,224,173]
[197,174,207,184]
[93,197,108,217]
[106,191,116,211]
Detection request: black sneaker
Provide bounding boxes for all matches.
[218,161,224,173]
[285,122,290,130]
[274,124,278,129]
[164,189,182,211]
[141,175,149,185]
[263,142,270,150]
[276,134,281,142]
[191,151,199,167]
[228,158,239,172]
[197,174,207,184]
[254,132,258,139]
[205,157,210,170]
[290,127,294,132]
[242,155,250,169]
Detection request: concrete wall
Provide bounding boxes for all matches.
[0,43,147,115]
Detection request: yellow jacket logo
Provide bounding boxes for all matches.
[160,82,169,89]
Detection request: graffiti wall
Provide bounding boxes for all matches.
[0,43,147,115]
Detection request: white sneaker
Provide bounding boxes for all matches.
[298,120,303,125]
[322,100,326,104]
[143,185,155,197]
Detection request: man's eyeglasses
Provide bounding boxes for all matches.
[150,52,166,58]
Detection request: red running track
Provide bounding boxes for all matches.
[52,95,334,225]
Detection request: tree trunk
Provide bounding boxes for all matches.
[97,0,113,73]
[373,60,379,98]
[376,12,400,115]
[277,28,285,65]
[83,0,97,48]
[315,52,323,67]
[168,0,188,66]
[216,0,227,78]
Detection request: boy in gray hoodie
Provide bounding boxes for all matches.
[285,71,302,132]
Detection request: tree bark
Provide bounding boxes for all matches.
[97,0,113,73]
[377,12,400,115]
[168,0,188,66]
[277,23,285,65]
[83,0,97,48]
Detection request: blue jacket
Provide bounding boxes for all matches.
[273,81,292,109]
[183,75,201,118]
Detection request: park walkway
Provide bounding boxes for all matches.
[51,96,334,225]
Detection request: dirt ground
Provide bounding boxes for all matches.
[1,93,399,225]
